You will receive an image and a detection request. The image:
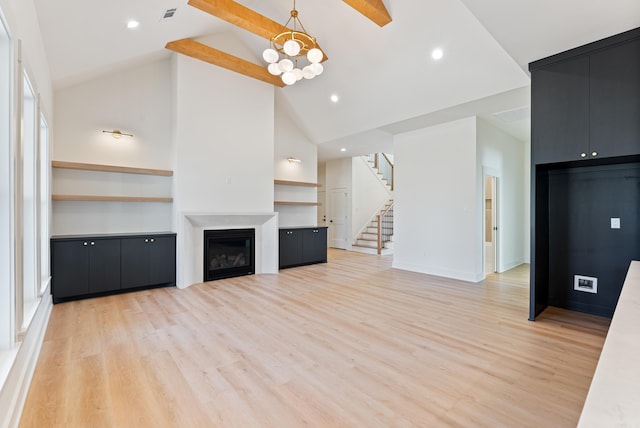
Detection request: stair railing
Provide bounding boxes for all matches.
[368,153,394,190]
[377,202,394,255]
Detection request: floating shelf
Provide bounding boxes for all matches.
[52,161,174,176]
[274,180,320,187]
[52,195,173,203]
[274,201,320,206]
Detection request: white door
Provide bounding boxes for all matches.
[330,188,348,249]
[317,190,326,227]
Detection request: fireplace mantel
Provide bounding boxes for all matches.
[177,212,278,288]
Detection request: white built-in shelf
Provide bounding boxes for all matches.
[52,195,173,203]
[52,160,173,176]
[274,201,320,206]
[274,179,320,188]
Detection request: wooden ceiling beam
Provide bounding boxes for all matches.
[188,0,328,61]
[342,0,392,27]
[188,0,285,40]
[165,38,285,87]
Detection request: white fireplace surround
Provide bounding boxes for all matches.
[177,212,279,288]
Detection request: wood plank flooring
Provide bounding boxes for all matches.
[20,250,610,427]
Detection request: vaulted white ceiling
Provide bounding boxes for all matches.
[33,0,640,160]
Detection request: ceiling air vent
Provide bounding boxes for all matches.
[493,106,530,123]
[161,8,177,20]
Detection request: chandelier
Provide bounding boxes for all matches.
[262,0,325,86]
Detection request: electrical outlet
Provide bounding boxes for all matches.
[611,218,621,229]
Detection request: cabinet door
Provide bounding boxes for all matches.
[148,236,176,285]
[531,56,590,164]
[89,239,121,294]
[52,240,89,299]
[121,238,149,289]
[302,228,327,264]
[279,229,304,268]
[590,38,640,158]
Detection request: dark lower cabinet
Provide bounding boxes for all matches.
[279,227,327,269]
[121,235,176,288]
[51,233,176,303]
[51,238,120,299]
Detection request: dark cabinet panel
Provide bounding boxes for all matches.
[302,228,327,264]
[149,236,176,285]
[89,240,121,294]
[51,240,90,298]
[531,56,590,164]
[121,238,149,289]
[122,235,176,289]
[590,38,640,157]
[51,238,120,299]
[279,227,327,269]
[279,229,304,268]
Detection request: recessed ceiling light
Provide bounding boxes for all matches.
[431,48,444,60]
[127,20,140,29]
[330,94,339,103]
[340,148,347,152]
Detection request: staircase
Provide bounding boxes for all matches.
[350,153,395,255]
[352,201,394,255]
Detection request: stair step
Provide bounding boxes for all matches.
[353,242,377,249]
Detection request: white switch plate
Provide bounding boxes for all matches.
[611,218,621,229]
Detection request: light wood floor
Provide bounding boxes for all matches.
[20,250,610,427]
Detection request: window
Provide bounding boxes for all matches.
[20,72,38,330]
[0,11,13,349]
[38,115,49,296]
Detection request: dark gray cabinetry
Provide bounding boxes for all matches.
[121,235,176,289]
[589,38,640,157]
[51,238,121,300]
[51,233,176,303]
[531,33,640,165]
[531,57,589,164]
[529,27,640,320]
[279,227,327,269]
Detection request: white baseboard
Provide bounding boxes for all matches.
[0,292,52,428]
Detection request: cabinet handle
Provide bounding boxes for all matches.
[591,151,598,157]
[580,152,587,158]
[83,242,88,246]
[90,242,95,246]
[150,238,155,243]
[145,239,149,243]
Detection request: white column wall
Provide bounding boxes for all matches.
[393,117,481,282]
[173,54,274,214]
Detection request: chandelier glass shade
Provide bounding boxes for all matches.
[263,1,324,86]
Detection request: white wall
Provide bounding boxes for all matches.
[274,101,318,227]
[52,58,174,235]
[173,54,274,215]
[351,156,392,239]
[476,117,526,272]
[393,117,481,282]
[53,58,173,169]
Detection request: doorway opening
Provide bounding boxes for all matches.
[484,175,498,276]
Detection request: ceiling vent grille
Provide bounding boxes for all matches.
[493,106,530,123]
[161,8,177,20]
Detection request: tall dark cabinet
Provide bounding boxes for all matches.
[529,27,640,320]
